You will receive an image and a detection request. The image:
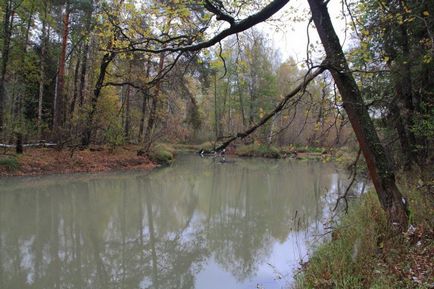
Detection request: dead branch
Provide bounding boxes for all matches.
[214,62,328,151]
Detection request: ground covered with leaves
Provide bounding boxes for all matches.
[0,145,156,176]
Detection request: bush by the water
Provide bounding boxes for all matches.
[148,143,175,166]
[235,143,281,158]
[0,156,20,171]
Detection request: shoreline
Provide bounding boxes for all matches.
[0,145,157,177]
[0,143,336,177]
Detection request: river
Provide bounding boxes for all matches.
[0,154,366,289]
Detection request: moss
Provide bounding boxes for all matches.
[0,156,20,171]
[148,143,175,166]
[235,143,281,158]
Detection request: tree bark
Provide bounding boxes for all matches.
[139,57,151,139]
[53,2,70,136]
[307,0,408,230]
[70,48,82,118]
[81,52,116,146]
[38,1,49,137]
[124,82,131,140]
[0,0,13,133]
[143,53,165,152]
[78,3,94,108]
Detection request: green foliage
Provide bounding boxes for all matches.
[0,156,20,171]
[412,107,434,139]
[148,143,175,166]
[104,121,125,149]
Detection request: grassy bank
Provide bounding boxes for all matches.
[295,180,433,288]
[148,143,176,166]
[177,141,332,160]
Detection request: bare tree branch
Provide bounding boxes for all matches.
[204,0,236,26]
[116,0,290,54]
[214,61,328,151]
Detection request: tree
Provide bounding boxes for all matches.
[306,0,408,230]
[0,0,15,133]
[348,0,434,169]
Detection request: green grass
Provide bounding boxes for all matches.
[294,192,387,289]
[0,156,20,171]
[294,181,433,289]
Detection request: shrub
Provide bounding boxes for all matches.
[148,143,175,166]
[235,143,281,158]
[0,156,20,171]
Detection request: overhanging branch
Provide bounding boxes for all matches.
[117,0,290,54]
[214,61,328,151]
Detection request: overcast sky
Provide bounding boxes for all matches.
[258,0,349,64]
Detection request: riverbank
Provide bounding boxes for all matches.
[294,177,433,288]
[175,142,332,160]
[0,145,156,176]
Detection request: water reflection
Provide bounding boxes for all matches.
[0,154,365,289]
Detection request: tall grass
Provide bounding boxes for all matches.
[294,182,433,289]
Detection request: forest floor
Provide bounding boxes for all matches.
[0,145,156,176]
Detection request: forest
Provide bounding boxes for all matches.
[0,0,433,288]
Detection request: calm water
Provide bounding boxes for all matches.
[0,154,365,289]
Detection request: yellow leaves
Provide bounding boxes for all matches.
[384,56,390,63]
[422,10,430,17]
[259,108,264,119]
[124,3,135,12]
[419,37,432,49]
[422,54,432,64]
[361,29,370,37]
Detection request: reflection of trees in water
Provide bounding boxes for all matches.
[0,155,365,289]
[0,177,207,289]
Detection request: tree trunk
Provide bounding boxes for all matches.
[81,52,116,146]
[124,83,131,141]
[15,2,34,131]
[0,0,13,133]
[139,57,151,139]
[53,2,70,137]
[139,93,148,140]
[78,3,93,108]
[123,61,133,140]
[143,53,165,152]
[307,0,408,230]
[38,2,49,137]
[213,73,219,139]
[70,48,82,118]
[15,133,23,154]
[395,12,418,168]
